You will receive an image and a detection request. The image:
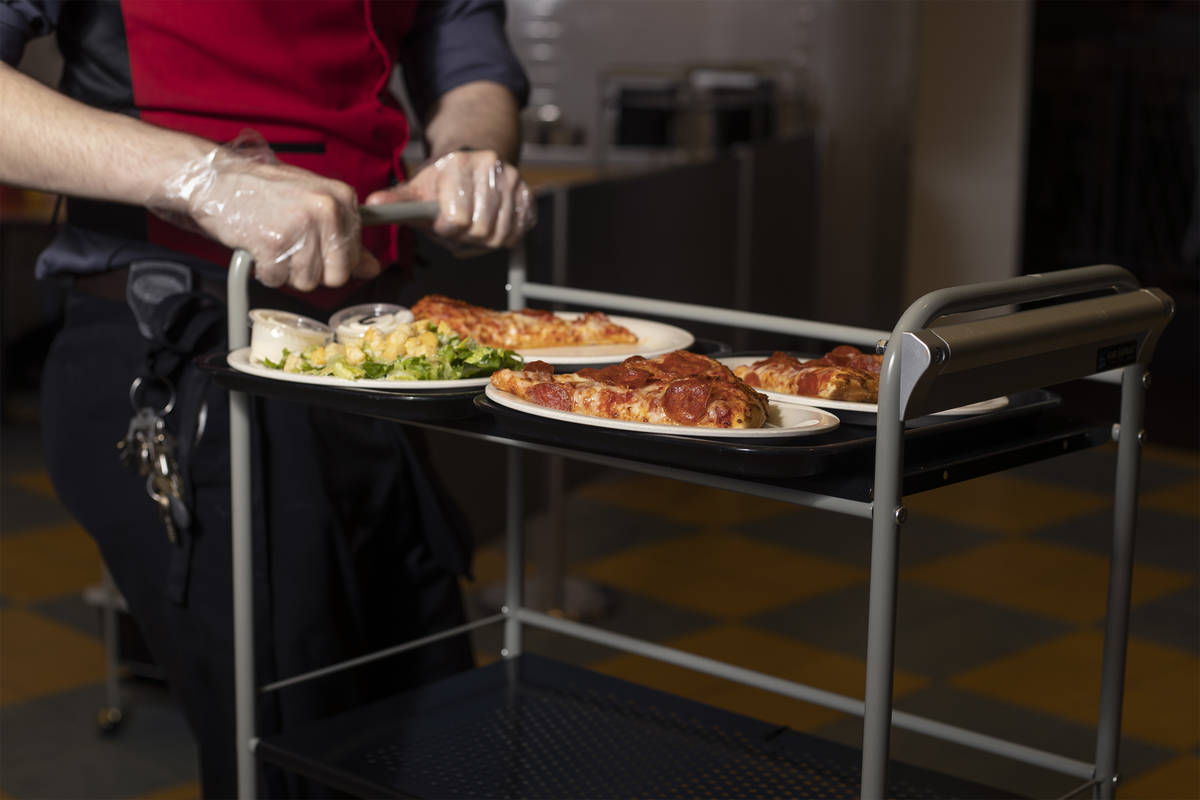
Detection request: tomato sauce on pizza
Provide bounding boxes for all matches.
[734,348,881,403]
[490,350,769,428]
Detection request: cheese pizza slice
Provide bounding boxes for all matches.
[411,294,638,350]
[733,350,879,403]
[490,350,769,429]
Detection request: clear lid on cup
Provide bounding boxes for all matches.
[328,303,415,342]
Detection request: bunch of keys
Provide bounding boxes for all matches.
[116,378,191,545]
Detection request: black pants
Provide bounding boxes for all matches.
[41,292,474,798]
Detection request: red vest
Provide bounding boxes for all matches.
[120,0,417,304]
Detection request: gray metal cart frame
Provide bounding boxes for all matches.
[223,235,1173,800]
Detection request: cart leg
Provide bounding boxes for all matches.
[503,447,525,658]
[861,353,906,800]
[861,497,902,800]
[94,563,125,734]
[225,250,258,799]
[1093,365,1146,799]
[231,388,257,799]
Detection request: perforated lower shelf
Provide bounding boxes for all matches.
[256,654,1011,799]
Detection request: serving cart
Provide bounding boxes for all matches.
[208,206,1173,799]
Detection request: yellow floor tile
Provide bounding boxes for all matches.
[1141,477,1200,518]
[1120,755,1200,800]
[576,476,795,526]
[134,781,202,800]
[905,474,1110,535]
[5,469,58,500]
[952,631,1200,751]
[0,523,101,604]
[0,609,105,706]
[591,625,927,733]
[903,539,1193,624]
[581,532,866,619]
[1144,444,1200,470]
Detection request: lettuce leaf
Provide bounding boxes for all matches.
[268,329,522,382]
[259,349,289,370]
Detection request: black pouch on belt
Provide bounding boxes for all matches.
[127,260,227,605]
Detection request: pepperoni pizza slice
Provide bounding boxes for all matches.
[733,348,880,403]
[411,294,638,350]
[489,350,769,429]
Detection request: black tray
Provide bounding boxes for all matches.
[199,352,485,422]
[475,389,1084,485]
[202,351,1110,498]
[256,654,1012,799]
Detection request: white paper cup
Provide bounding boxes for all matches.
[328,303,414,345]
[248,309,332,364]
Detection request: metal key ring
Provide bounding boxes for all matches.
[128,376,176,415]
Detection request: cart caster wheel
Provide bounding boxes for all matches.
[97,707,123,735]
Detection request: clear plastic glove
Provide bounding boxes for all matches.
[148,130,381,291]
[363,149,535,253]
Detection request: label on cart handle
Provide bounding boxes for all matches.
[1096,340,1138,371]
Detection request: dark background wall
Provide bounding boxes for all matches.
[1021,0,1199,450]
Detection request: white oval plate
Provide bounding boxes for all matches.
[514,314,695,365]
[717,355,1009,417]
[227,348,492,390]
[484,383,839,438]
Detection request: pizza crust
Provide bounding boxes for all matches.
[411,295,638,349]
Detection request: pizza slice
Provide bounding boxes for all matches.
[490,350,769,429]
[816,344,883,375]
[733,349,879,403]
[411,294,639,350]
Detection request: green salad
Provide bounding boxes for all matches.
[260,320,523,381]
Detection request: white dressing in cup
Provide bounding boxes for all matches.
[248,309,332,365]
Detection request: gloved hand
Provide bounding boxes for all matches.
[363,149,535,253]
[149,131,381,291]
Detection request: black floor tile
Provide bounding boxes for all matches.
[749,583,1074,679]
[734,506,999,570]
[0,483,75,536]
[0,424,47,475]
[0,681,197,798]
[816,685,1175,800]
[1009,441,1198,494]
[1130,584,1200,654]
[531,495,701,564]
[31,593,104,640]
[1034,507,1200,575]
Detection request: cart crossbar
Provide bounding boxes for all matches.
[515,281,890,347]
[259,614,506,694]
[515,608,1096,779]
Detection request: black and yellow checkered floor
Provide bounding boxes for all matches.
[2,418,1198,799]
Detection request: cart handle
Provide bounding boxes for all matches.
[879,263,1172,420]
[894,263,1139,332]
[358,201,440,227]
[226,201,440,350]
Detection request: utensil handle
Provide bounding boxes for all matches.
[359,201,440,227]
